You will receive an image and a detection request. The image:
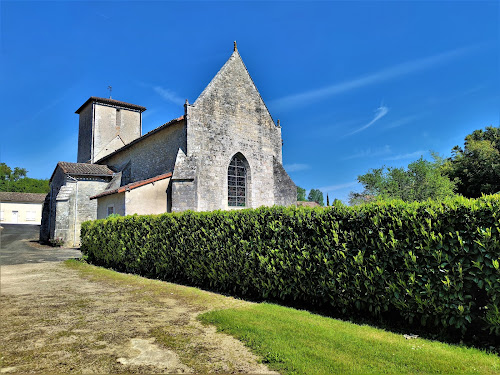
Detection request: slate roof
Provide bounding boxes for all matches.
[75,97,146,114]
[95,115,185,163]
[0,192,47,203]
[57,162,115,177]
[90,172,173,200]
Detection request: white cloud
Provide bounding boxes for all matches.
[153,86,184,105]
[346,105,389,136]
[271,44,480,111]
[384,150,427,161]
[284,163,310,172]
[343,145,392,160]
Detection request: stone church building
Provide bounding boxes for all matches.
[40,44,297,246]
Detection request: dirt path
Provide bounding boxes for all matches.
[0,262,276,374]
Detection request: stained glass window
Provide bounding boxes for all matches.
[228,155,246,207]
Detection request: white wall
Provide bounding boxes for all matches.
[0,202,43,225]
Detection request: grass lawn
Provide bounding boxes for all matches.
[199,303,500,374]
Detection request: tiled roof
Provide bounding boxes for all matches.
[0,192,46,203]
[75,97,146,114]
[90,172,173,200]
[297,201,321,207]
[96,115,185,163]
[57,162,115,177]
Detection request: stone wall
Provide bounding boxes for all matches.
[40,168,66,243]
[77,104,93,163]
[93,105,141,162]
[40,168,110,246]
[54,178,109,247]
[98,120,186,183]
[182,50,294,211]
[77,101,142,163]
[273,157,297,206]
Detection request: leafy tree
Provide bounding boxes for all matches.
[0,163,49,193]
[297,186,307,201]
[446,126,500,197]
[351,154,456,204]
[0,163,27,181]
[348,192,376,206]
[307,189,324,206]
[332,198,343,207]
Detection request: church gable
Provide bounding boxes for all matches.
[181,44,290,211]
[192,44,275,128]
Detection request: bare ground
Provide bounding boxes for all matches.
[0,261,276,374]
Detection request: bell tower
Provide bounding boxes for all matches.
[76,97,146,163]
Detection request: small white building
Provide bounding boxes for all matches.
[0,192,46,225]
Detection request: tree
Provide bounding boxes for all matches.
[350,154,456,204]
[348,192,376,206]
[307,189,324,206]
[446,126,500,197]
[0,163,49,193]
[0,163,27,181]
[297,186,307,201]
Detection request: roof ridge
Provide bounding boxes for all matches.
[95,115,185,163]
[75,97,147,114]
[90,172,173,200]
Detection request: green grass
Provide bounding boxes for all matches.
[199,303,500,375]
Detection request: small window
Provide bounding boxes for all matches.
[0,210,3,221]
[26,211,36,221]
[107,205,114,216]
[116,108,121,128]
[228,155,247,207]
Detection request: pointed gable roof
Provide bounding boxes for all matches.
[193,45,276,125]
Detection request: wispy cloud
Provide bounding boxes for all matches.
[271,44,480,111]
[343,145,392,160]
[284,163,310,172]
[384,150,427,161]
[383,114,419,130]
[153,86,184,105]
[318,181,358,193]
[346,105,389,136]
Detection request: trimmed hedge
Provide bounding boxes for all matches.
[81,195,500,338]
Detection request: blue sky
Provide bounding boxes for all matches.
[1,1,498,203]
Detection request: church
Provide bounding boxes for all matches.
[40,43,297,246]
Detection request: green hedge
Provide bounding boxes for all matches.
[81,195,500,337]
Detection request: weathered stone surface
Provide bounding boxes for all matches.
[77,99,142,163]
[42,46,296,245]
[180,49,295,211]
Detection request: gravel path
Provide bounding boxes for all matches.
[0,226,276,374]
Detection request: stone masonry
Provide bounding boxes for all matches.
[41,44,296,246]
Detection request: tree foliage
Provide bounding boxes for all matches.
[0,163,49,193]
[446,126,500,197]
[351,155,456,204]
[307,189,324,206]
[296,186,307,201]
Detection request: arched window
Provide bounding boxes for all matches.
[228,154,247,207]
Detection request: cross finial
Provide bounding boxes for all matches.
[107,85,112,99]
[234,41,237,52]
[277,119,281,128]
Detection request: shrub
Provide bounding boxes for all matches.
[49,237,64,247]
[81,195,500,339]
